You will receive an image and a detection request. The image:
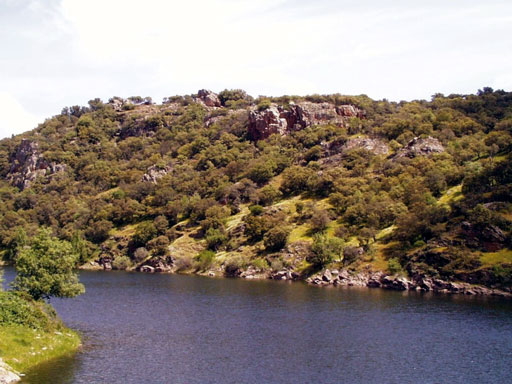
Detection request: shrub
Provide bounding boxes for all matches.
[387,257,402,275]
[147,235,170,256]
[85,220,113,243]
[251,257,269,270]
[244,215,270,241]
[133,247,149,262]
[14,228,84,301]
[257,99,272,111]
[308,235,344,267]
[309,209,331,233]
[0,291,58,330]
[133,222,157,247]
[342,246,363,266]
[174,257,192,272]
[205,228,227,250]
[257,185,281,206]
[112,255,132,270]
[263,227,290,251]
[249,205,264,216]
[194,250,216,271]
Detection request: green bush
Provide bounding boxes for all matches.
[263,227,289,251]
[112,255,132,270]
[194,250,216,271]
[308,235,344,267]
[249,205,264,216]
[0,291,59,330]
[205,228,227,250]
[387,257,402,275]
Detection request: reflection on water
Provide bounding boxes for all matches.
[2,267,512,384]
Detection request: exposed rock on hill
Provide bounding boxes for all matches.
[142,165,172,183]
[395,136,444,158]
[7,139,66,190]
[248,105,288,140]
[341,137,389,155]
[196,89,221,107]
[248,102,365,140]
[460,221,507,252]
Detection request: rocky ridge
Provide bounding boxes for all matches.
[248,101,365,140]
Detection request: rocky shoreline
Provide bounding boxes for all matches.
[82,260,512,298]
[302,269,512,297]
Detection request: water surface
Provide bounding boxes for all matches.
[2,267,512,383]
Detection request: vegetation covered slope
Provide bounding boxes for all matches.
[0,88,511,291]
[0,288,80,375]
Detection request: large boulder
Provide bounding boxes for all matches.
[142,165,172,183]
[248,105,288,141]
[395,136,444,159]
[196,89,221,107]
[248,102,365,141]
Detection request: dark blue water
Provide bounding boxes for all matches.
[2,267,512,384]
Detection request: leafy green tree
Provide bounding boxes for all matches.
[133,222,157,247]
[308,235,344,267]
[263,227,289,251]
[13,228,84,301]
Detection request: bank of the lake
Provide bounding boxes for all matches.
[81,258,512,298]
[0,282,81,382]
[0,325,80,379]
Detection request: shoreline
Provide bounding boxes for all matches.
[79,261,512,298]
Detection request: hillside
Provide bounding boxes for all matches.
[0,88,511,295]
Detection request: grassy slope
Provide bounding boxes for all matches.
[0,325,80,374]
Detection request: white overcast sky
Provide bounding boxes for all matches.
[1,0,512,138]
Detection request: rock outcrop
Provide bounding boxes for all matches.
[248,102,365,141]
[196,89,221,108]
[460,221,507,252]
[7,139,66,190]
[0,358,20,384]
[142,165,172,183]
[395,136,444,159]
[341,137,389,155]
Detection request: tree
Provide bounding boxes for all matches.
[263,227,290,251]
[13,228,84,301]
[309,209,331,233]
[308,234,344,267]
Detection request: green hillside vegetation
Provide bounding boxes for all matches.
[0,87,511,290]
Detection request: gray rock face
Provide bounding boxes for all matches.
[341,138,389,155]
[395,136,444,159]
[7,139,66,190]
[196,89,221,107]
[0,358,20,383]
[142,165,172,183]
[248,102,365,141]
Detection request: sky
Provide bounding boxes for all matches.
[0,0,511,139]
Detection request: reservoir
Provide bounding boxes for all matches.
[3,268,512,383]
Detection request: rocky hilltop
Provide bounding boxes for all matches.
[1,88,511,296]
